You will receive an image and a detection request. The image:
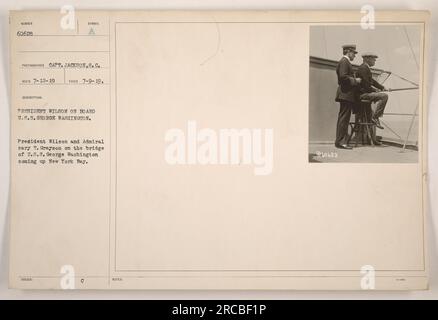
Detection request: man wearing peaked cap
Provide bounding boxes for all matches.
[334,44,362,149]
[342,44,358,54]
[356,52,390,131]
[362,52,378,58]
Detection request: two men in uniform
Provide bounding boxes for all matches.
[334,44,389,149]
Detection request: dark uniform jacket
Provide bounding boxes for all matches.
[335,56,360,103]
[356,63,384,94]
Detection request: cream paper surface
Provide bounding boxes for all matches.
[9,10,429,290]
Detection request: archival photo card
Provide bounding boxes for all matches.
[8,10,429,290]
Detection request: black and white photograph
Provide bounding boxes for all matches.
[309,25,422,163]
